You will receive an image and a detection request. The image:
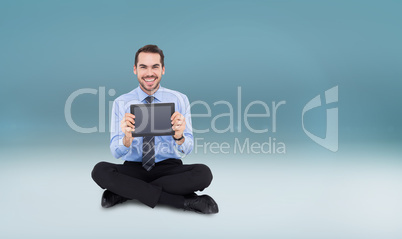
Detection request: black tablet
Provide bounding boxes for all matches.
[130,103,175,137]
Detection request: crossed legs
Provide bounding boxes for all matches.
[91,159,213,209]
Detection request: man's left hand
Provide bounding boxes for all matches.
[171,112,186,139]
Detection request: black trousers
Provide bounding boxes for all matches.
[91,159,213,208]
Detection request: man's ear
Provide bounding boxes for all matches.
[162,66,165,75]
[133,65,137,75]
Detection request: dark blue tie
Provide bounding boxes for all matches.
[142,96,155,171]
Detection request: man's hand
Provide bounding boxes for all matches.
[121,113,135,147]
[171,112,186,144]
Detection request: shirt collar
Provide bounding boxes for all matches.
[136,85,164,103]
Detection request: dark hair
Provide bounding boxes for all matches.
[134,44,165,67]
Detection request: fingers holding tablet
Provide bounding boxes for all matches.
[121,113,136,138]
[125,113,135,127]
[171,112,186,137]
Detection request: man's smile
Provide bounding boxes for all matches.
[143,76,157,85]
[144,78,156,82]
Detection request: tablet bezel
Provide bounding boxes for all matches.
[130,103,175,137]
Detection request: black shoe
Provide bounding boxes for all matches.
[101,190,128,208]
[184,194,219,214]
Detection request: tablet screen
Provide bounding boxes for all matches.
[130,103,175,137]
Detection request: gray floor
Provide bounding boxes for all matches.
[1,146,401,239]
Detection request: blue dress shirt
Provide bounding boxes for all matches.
[110,85,194,162]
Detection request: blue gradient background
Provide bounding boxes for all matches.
[1,1,401,238]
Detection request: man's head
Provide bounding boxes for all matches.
[134,45,165,95]
[135,44,164,67]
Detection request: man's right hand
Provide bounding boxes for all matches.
[120,113,135,147]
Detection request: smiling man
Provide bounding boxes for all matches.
[91,44,218,214]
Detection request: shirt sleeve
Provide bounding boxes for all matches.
[109,99,131,159]
[173,94,194,157]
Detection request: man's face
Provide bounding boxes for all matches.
[134,52,165,95]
